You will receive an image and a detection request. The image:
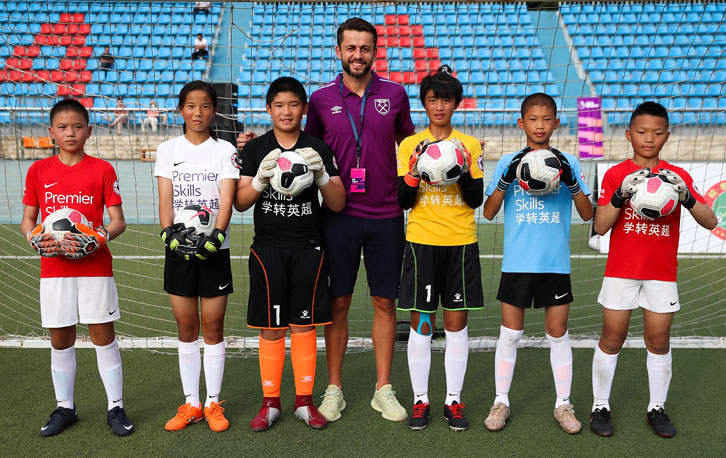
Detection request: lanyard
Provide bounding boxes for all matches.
[339,77,372,168]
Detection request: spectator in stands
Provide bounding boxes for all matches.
[99,46,115,77]
[192,34,209,60]
[141,101,161,134]
[108,99,127,136]
[193,2,211,16]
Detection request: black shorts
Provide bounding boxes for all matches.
[398,242,483,313]
[247,242,331,329]
[321,210,404,299]
[496,272,573,308]
[163,248,233,298]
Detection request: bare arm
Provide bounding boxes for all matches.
[688,201,718,230]
[20,205,40,236]
[483,189,505,220]
[104,205,126,241]
[216,178,235,230]
[396,132,408,145]
[319,176,345,212]
[593,203,622,235]
[572,191,594,221]
[236,132,257,150]
[234,175,261,212]
[158,177,175,228]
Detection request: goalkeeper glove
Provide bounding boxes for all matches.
[60,224,108,259]
[27,224,60,257]
[296,147,329,187]
[252,148,281,192]
[497,148,530,192]
[449,138,472,175]
[405,139,430,188]
[551,148,580,195]
[195,228,226,260]
[659,169,697,209]
[160,224,194,253]
[611,168,650,208]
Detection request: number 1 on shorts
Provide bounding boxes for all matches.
[273,304,280,326]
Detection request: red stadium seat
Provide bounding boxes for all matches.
[79,47,92,58]
[71,84,85,95]
[40,24,52,35]
[72,13,85,23]
[66,47,78,58]
[53,24,68,35]
[386,26,397,37]
[377,71,389,79]
[399,26,411,37]
[386,36,398,47]
[399,36,411,47]
[34,70,50,82]
[79,71,92,82]
[413,36,425,48]
[50,70,64,82]
[0,71,5,82]
[375,25,386,37]
[6,58,32,70]
[59,35,72,46]
[388,72,403,83]
[411,25,423,36]
[385,15,396,26]
[59,59,74,70]
[416,71,428,83]
[414,59,427,72]
[429,59,441,70]
[13,46,27,57]
[57,85,71,96]
[397,15,409,25]
[21,71,34,82]
[78,23,90,35]
[7,70,21,82]
[426,49,439,59]
[78,97,94,108]
[35,35,50,45]
[72,35,86,46]
[374,60,387,72]
[376,36,385,47]
[64,71,77,83]
[376,48,386,58]
[73,60,86,70]
[60,13,72,23]
[413,49,426,59]
[403,72,416,84]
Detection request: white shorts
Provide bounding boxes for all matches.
[40,277,120,328]
[597,277,680,313]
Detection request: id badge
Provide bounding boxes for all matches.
[351,167,366,193]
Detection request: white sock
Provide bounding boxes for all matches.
[95,338,124,410]
[203,341,226,408]
[444,326,469,405]
[407,328,432,404]
[547,331,573,408]
[494,326,523,407]
[646,350,672,412]
[178,340,201,407]
[51,345,76,409]
[591,346,618,412]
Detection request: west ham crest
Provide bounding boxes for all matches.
[374,99,390,115]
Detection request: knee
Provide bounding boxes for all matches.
[545,325,568,338]
[177,323,200,342]
[599,332,626,354]
[372,296,395,314]
[413,313,433,336]
[201,322,224,342]
[644,335,670,354]
[499,326,523,346]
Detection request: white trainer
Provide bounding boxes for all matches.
[370,384,407,422]
[318,385,346,422]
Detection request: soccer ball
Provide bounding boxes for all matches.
[417,140,465,187]
[173,204,217,236]
[629,173,679,219]
[43,208,90,242]
[270,151,314,197]
[516,149,563,196]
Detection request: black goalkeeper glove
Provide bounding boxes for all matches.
[195,228,226,260]
[160,224,194,254]
[550,148,581,195]
[497,148,530,192]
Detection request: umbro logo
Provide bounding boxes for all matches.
[331,105,342,115]
[44,182,58,188]
[174,161,186,166]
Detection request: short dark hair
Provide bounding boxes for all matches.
[178,80,218,140]
[521,92,557,118]
[50,98,89,124]
[630,101,669,127]
[336,17,377,47]
[266,77,307,107]
[419,65,463,107]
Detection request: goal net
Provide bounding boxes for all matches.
[1,1,725,352]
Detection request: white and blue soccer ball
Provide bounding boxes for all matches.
[516,149,562,196]
[173,204,217,236]
[417,140,465,187]
[271,150,314,197]
[43,207,90,242]
[629,173,679,219]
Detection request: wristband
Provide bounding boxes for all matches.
[610,189,626,208]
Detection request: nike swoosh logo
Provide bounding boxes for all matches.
[44,182,58,188]
[109,309,118,315]
[218,283,229,290]
[41,426,49,431]
[174,161,186,166]
[124,425,133,430]
[670,301,678,306]
[554,293,568,300]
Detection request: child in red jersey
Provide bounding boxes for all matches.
[590,102,717,438]
[21,99,132,437]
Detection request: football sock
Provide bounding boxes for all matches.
[50,345,76,409]
[646,350,672,412]
[203,341,226,407]
[94,338,124,410]
[547,331,573,408]
[494,326,523,407]
[444,326,469,405]
[259,335,285,398]
[290,329,317,396]
[407,327,432,404]
[591,345,618,412]
[178,340,201,407]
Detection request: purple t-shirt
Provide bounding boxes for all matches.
[306,71,415,219]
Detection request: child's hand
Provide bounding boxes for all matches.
[296,147,329,187]
[551,148,580,195]
[659,169,696,209]
[160,224,194,253]
[195,228,225,260]
[497,149,529,191]
[404,139,429,188]
[611,169,649,208]
[450,138,472,175]
[60,224,108,259]
[27,224,60,257]
[252,148,281,192]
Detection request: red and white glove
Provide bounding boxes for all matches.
[60,223,108,259]
[405,139,430,187]
[26,224,60,257]
[449,138,472,175]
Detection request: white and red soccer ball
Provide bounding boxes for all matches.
[629,172,679,219]
[271,151,314,197]
[42,207,89,242]
[516,149,563,196]
[417,140,465,187]
[173,204,217,236]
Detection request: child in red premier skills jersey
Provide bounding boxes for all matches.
[21,99,133,437]
[590,102,717,438]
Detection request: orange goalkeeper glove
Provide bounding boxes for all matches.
[27,224,60,257]
[60,223,108,259]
